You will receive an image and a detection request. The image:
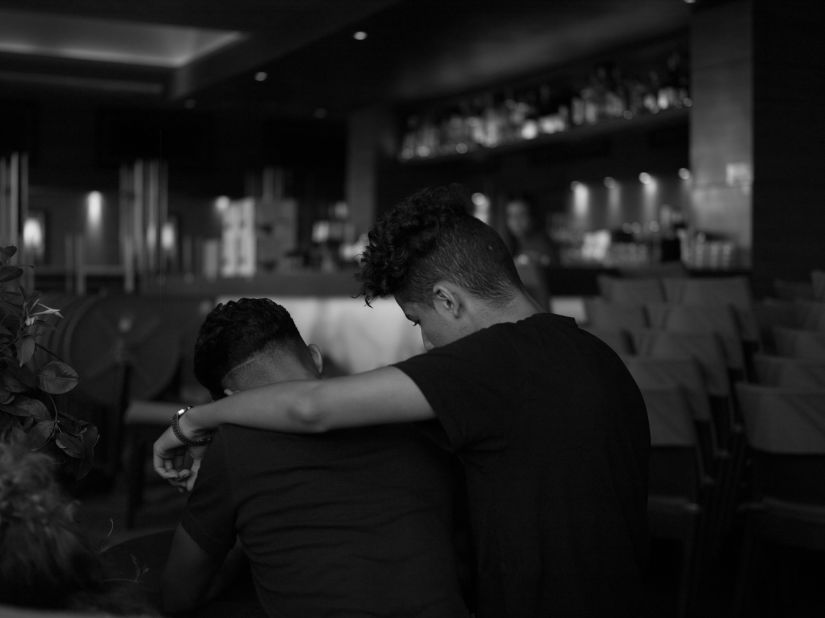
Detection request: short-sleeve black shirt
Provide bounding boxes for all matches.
[182,423,468,618]
[395,313,650,618]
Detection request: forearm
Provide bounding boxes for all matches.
[184,379,326,435]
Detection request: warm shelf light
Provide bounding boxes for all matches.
[638,172,653,185]
[254,71,268,82]
[353,31,368,41]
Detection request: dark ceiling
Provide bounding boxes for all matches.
[0,0,691,118]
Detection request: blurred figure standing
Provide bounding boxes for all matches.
[503,198,557,309]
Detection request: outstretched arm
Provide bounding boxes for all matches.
[154,366,433,480]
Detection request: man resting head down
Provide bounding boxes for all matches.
[161,298,468,617]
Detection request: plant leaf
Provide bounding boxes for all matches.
[0,396,51,421]
[16,336,36,366]
[0,246,17,260]
[0,371,27,393]
[0,265,23,283]
[27,420,55,449]
[38,361,80,394]
[56,431,85,458]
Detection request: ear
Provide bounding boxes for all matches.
[307,343,324,375]
[432,281,463,319]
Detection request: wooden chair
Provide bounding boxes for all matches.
[643,385,707,618]
[733,384,825,617]
[772,327,825,360]
[581,326,634,356]
[753,354,825,389]
[597,276,665,304]
[623,356,717,476]
[663,276,759,344]
[645,303,747,378]
[811,270,825,300]
[583,297,649,331]
[772,279,814,301]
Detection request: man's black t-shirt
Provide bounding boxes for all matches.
[395,313,650,618]
[182,422,468,618]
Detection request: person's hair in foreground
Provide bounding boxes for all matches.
[194,297,315,400]
[358,184,524,305]
[0,441,154,615]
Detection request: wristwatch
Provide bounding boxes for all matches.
[171,406,213,447]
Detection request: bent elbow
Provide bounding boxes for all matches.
[289,395,330,432]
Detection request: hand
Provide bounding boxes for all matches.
[153,425,210,488]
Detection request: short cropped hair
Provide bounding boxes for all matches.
[194,298,308,400]
[358,185,523,305]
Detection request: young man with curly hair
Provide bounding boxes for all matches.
[161,298,468,616]
[155,186,650,617]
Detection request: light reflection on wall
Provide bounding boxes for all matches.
[86,191,103,230]
[570,181,589,229]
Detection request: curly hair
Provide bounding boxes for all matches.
[194,298,309,400]
[357,185,523,305]
[0,441,102,608]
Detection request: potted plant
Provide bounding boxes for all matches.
[0,245,98,481]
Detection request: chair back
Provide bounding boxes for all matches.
[646,303,745,371]
[582,327,634,356]
[794,300,825,332]
[773,327,825,359]
[632,329,730,397]
[753,354,825,389]
[736,383,825,505]
[583,298,648,331]
[663,276,758,341]
[597,276,665,303]
[812,270,825,300]
[642,385,702,500]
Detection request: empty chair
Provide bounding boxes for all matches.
[623,356,716,473]
[773,327,825,359]
[642,385,706,618]
[582,326,634,356]
[733,384,825,616]
[663,276,759,343]
[794,300,825,332]
[812,270,825,300]
[583,298,648,331]
[597,276,665,303]
[646,303,746,374]
[754,353,825,388]
[773,278,814,301]
[755,299,800,351]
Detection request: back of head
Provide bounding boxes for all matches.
[358,185,522,305]
[0,441,101,609]
[194,298,310,400]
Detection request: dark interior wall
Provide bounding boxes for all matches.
[751,0,825,292]
[1,94,346,267]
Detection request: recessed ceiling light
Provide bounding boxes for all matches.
[353,31,368,41]
[184,98,196,109]
[313,107,328,119]
[254,71,268,82]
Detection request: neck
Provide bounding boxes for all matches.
[470,290,543,331]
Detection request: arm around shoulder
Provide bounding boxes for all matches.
[187,366,435,434]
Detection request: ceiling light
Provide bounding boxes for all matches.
[313,108,328,119]
[254,71,268,82]
[638,172,653,185]
[184,99,196,109]
[678,168,691,180]
[353,31,368,41]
